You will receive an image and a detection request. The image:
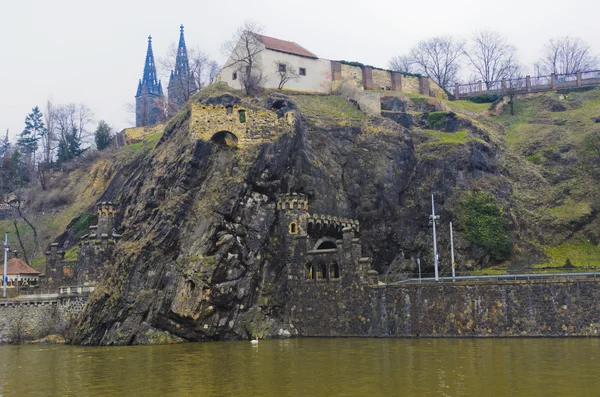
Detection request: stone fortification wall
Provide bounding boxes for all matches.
[340,64,363,85]
[289,279,600,337]
[0,296,88,343]
[401,76,420,95]
[372,69,392,90]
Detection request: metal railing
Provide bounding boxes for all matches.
[447,69,600,99]
[380,271,600,285]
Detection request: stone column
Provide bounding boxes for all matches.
[362,67,373,90]
[501,79,507,93]
[477,81,483,93]
[331,61,342,82]
[551,73,557,90]
[526,76,531,92]
[577,71,582,87]
[419,77,430,96]
[454,83,460,99]
[391,72,403,92]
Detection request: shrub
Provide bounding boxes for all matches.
[468,94,500,104]
[427,112,447,130]
[457,191,513,261]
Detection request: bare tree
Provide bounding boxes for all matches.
[538,37,598,75]
[52,104,95,148]
[389,55,416,74]
[221,20,265,95]
[274,61,299,90]
[408,36,465,89]
[505,65,526,115]
[466,31,517,89]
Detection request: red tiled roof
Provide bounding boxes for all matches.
[5,258,40,275]
[254,34,318,59]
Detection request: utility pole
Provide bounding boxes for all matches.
[450,222,455,281]
[429,194,440,281]
[3,233,8,298]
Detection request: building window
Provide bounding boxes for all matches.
[278,63,286,73]
[232,72,237,80]
[238,109,246,123]
[289,222,298,234]
[299,68,306,76]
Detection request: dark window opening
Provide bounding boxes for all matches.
[238,109,246,123]
[316,263,327,280]
[226,106,233,115]
[232,72,237,80]
[210,131,238,147]
[299,67,306,76]
[270,100,287,110]
[279,63,287,73]
[305,263,314,279]
[329,262,340,279]
[316,241,337,250]
[289,222,297,234]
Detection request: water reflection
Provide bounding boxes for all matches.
[0,338,599,396]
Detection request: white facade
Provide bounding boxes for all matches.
[221,42,332,93]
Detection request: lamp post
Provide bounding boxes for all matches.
[450,222,455,281]
[3,233,8,298]
[429,194,440,281]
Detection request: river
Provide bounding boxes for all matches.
[0,338,599,396]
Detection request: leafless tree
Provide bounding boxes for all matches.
[221,20,265,95]
[504,65,526,115]
[466,31,517,89]
[389,55,417,74]
[407,36,465,89]
[537,37,598,75]
[274,61,299,90]
[52,104,95,148]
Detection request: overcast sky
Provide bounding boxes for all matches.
[2,0,599,141]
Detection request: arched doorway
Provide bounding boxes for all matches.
[210,131,238,147]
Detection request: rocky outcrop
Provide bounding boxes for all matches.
[72,86,510,345]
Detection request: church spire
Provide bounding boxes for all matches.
[140,35,162,96]
[174,25,190,78]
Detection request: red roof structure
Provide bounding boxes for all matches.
[5,258,40,275]
[254,34,318,59]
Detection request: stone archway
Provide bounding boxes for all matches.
[314,237,337,251]
[210,131,238,147]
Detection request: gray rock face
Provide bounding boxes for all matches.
[74,91,507,345]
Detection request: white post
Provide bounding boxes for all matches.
[417,258,421,282]
[3,233,8,298]
[450,222,455,281]
[432,194,439,281]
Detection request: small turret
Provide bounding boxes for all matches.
[277,193,309,235]
[97,202,117,237]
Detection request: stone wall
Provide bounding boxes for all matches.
[372,69,392,90]
[0,296,88,343]
[288,279,600,337]
[402,76,421,95]
[340,64,363,86]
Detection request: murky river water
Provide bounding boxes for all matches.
[1,338,599,396]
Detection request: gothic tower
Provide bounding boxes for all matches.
[135,35,164,127]
[167,25,197,114]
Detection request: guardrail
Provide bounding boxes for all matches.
[382,271,600,285]
[446,70,600,99]
[59,285,95,295]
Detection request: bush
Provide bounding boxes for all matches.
[427,112,447,130]
[457,191,513,261]
[468,94,500,104]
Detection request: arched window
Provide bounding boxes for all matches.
[238,109,246,123]
[316,240,337,250]
[289,222,298,234]
[329,261,340,279]
[305,263,314,280]
[316,263,327,280]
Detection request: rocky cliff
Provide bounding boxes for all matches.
[69,84,599,344]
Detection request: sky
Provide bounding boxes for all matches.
[2,0,599,141]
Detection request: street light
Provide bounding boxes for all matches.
[3,233,8,298]
[428,194,440,281]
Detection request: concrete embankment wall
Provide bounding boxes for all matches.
[0,296,88,343]
[289,279,600,337]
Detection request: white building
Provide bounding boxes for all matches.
[221,33,332,93]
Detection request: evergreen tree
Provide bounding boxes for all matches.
[0,129,10,159]
[94,120,113,151]
[18,107,44,158]
[9,148,23,187]
[56,127,84,166]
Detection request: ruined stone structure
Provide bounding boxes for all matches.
[189,99,295,148]
[43,202,119,292]
[167,25,197,114]
[135,36,164,127]
[277,193,371,285]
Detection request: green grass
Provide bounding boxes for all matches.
[548,200,592,222]
[536,240,600,269]
[63,245,79,262]
[291,94,366,121]
[444,100,492,114]
[417,130,487,146]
